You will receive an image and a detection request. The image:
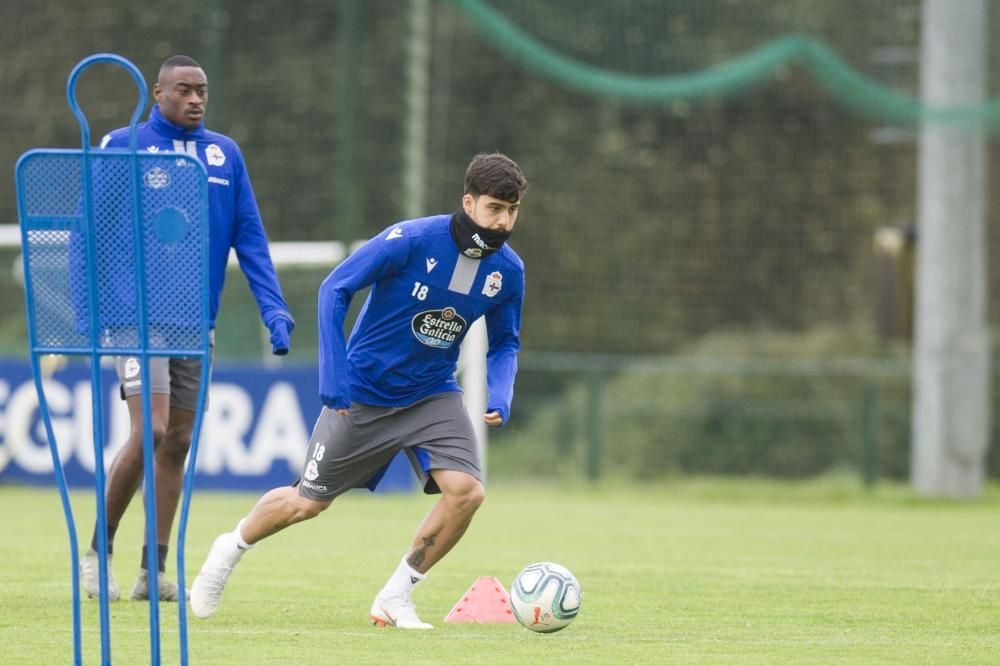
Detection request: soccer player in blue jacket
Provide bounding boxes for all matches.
[191,152,528,629]
[79,56,294,602]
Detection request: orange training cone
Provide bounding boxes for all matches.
[443,576,517,623]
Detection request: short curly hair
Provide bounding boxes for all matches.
[464,152,528,203]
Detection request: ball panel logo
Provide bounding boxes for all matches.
[412,307,467,349]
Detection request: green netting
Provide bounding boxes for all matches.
[453,0,1000,127]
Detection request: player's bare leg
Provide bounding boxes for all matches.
[81,394,169,601]
[406,469,486,572]
[371,469,485,629]
[152,407,196,545]
[240,485,332,542]
[190,486,331,619]
[132,406,196,601]
[106,395,171,530]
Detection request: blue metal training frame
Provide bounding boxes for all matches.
[14,53,211,665]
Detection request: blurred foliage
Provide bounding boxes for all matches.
[489,326,933,481]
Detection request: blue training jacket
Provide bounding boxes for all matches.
[98,104,291,329]
[319,215,524,424]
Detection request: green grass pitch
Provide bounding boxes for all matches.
[1,479,998,664]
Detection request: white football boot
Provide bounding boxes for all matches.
[190,533,241,619]
[131,569,185,602]
[80,548,120,601]
[370,591,434,629]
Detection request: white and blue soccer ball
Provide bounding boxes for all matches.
[509,562,581,633]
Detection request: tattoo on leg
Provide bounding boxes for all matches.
[407,535,436,569]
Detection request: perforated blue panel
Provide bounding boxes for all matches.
[16,149,209,355]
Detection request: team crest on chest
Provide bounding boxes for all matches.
[206,144,226,166]
[482,271,503,297]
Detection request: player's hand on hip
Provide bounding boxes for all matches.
[483,411,504,427]
[266,315,294,355]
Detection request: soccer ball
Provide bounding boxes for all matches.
[509,562,581,633]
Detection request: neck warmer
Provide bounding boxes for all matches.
[148,104,206,140]
[449,209,512,259]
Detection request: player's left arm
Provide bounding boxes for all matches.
[229,144,295,353]
[483,286,523,427]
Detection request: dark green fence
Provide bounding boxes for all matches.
[488,352,921,484]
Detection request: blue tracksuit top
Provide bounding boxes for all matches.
[318,215,524,424]
[99,104,291,328]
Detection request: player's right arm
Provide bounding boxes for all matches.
[317,225,411,409]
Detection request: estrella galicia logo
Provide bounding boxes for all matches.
[411,307,467,349]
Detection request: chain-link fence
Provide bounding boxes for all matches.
[3,0,1000,479]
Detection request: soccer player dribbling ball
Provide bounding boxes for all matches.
[191,152,528,628]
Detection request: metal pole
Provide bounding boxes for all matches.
[402,0,431,220]
[202,0,225,126]
[586,371,603,481]
[335,0,362,244]
[912,0,990,498]
[861,384,880,487]
[459,318,489,476]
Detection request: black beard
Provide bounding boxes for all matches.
[449,209,512,258]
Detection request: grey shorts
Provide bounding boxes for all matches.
[114,331,214,412]
[297,392,481,501]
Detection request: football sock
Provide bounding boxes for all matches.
[139,544,169,572]
[90,523,119,554]
[235,518,255,550]
[384,556,426,596]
